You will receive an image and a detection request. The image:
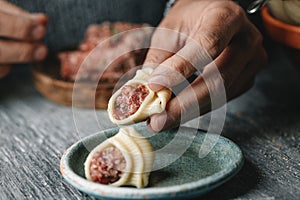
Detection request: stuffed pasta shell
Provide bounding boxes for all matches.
[107,68,172,124]
[84,127,154,188]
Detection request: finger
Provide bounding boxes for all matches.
[143,28,184,68]
[0,40,47,63]
[203,36,252,92]
[148,70,211,132]
[0,1,48,25]
[147,43,250,132]
[0,65,11,79]
[148,41,214,91]
[148,3,248,91]
[150,77,254,133]
[0,11,47,40]
[149,16,262,91]
[0,0,29,15]
[195,1,246,59]
[228,47,267,100]
[148,63,231,132]
[143,48,173,69]
[148,31,250,92]
[148,44,267,132]
[30,13,49,26]
[213,23,266,94]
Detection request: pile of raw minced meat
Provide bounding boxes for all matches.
[58,22,152,83]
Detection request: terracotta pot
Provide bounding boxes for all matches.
[267,0,300,26]
[261,6,300,50]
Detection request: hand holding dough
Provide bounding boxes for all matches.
[107,68,172,125]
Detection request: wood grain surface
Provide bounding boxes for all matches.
[0,44,299,200]
[32,64,115,109]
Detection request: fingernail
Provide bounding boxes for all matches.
[149,76,168,91]
[34,46,47,60]
[31,13,49,25]
[32,25,45,40]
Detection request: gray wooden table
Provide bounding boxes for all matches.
[0,42,299,200]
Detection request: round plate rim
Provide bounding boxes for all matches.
[60,126,244,199]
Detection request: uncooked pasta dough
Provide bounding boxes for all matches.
[107,68,172,124]
[84,127,154,188]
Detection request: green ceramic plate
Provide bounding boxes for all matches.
[60,125,243,200]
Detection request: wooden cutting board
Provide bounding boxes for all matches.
[32,56,119,109]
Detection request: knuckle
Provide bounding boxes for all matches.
[176,57,193,77]
[17,23,33,39]
[13,25,32,40]
[10,18,34,39]
[145,53,161,64]
[203,67,228,100]
[18,44,35,62]
[241,26,263,54]
[220,1,245,19]
[150,31,165,45]
[212,1,244,21]
[248,27,263,47]
[166,57,190,77]
[165,58,178,71]
[230,2,245,19]
[201,32,223,57]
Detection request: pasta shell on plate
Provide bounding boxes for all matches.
[84,127,154,188]
[107,68,172,125]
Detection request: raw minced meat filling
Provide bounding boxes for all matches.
[113,84,149,120]
[58,22,151,82]
[89,146,126,184]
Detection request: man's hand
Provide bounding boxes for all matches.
[0,0,48,78]
[144,0,267,132]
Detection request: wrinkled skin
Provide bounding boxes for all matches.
[0,0,48,78]
[144,0,267,132]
